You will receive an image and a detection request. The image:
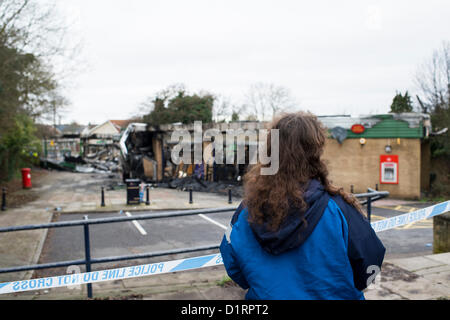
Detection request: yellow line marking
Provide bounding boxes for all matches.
[373,205,390,210]
[373,204,420,212]
[403,222,414,229]
[395,219,432,230]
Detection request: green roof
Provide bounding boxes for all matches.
[346,118,423,138]
[322,114,426,139]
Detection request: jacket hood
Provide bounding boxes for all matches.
[249,179,330,255]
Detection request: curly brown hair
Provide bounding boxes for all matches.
[244,111,363,231]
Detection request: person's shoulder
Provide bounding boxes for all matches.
[329,194,368,224]
[230,201,248,226]
[326,197,342,212]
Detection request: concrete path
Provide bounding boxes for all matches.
[365,253,450,300]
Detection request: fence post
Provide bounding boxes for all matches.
[367,196,372,223]
[101,187,105,207]
[1,188,5,211]
[83,215,93,299]
[145,185,150,205]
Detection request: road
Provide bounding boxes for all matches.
[35,203,434,278]
[35,210,233,277]
[370,203,434,258]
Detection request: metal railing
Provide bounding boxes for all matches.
[0,189,388,298]
[355,188,389,222]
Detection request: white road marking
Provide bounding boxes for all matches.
[125,211,147,235]
[198,214,228,230]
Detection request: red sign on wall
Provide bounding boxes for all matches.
[351,124,365,134]
[380,155,399,184]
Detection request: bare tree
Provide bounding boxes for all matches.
[0,0,80,62]
[415,41,450,112]
[154,83,187,103]
[212,94,246,123]
[0,0,83,122]
[244,82,297,121]
[212,94,230,122]
[137,83,188,121]
[414,41,450,160]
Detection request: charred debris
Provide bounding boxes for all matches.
[41,122,250,197]
[118,123,245,197]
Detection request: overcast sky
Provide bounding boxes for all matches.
[57,0,450,125]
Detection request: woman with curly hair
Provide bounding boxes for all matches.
[220,111,385,300]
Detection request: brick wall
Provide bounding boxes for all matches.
[323,138,421,199]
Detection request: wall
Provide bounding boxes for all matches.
[322,138,422,199]
[421,140,431,192]
[152,138,163,181]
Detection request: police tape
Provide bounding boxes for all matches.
[370,200,449,232]
[0,200,448,296]
[0,253,224,295]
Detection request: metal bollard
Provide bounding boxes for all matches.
[367,196,372,223]
[350,185,354,194]
[145,185,150,205]
[1,188,6,211]
[189,188,193,204]
[228,186,232,204]
[101,187,105,207]
[83,216,93,299]
[375,184,379,191]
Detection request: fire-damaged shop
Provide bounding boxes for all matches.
[119,123,163,182]
[118,122,260,191]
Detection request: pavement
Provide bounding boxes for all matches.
[0,169,449,300]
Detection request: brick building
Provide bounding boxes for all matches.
[319,113,431,199]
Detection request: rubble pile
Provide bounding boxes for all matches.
[81,147,120,173]
[80,158,120,173]
[41,151,120,174]
[160,177,243,198]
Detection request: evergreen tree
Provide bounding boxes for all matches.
[143,87,214,126]
[390,91,414,113]
[390,91,413,113]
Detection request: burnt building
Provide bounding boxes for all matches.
[119,113,435,199]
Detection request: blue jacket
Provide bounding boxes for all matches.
[219,180,385,300]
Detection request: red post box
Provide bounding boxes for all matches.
[21,168,32,189]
